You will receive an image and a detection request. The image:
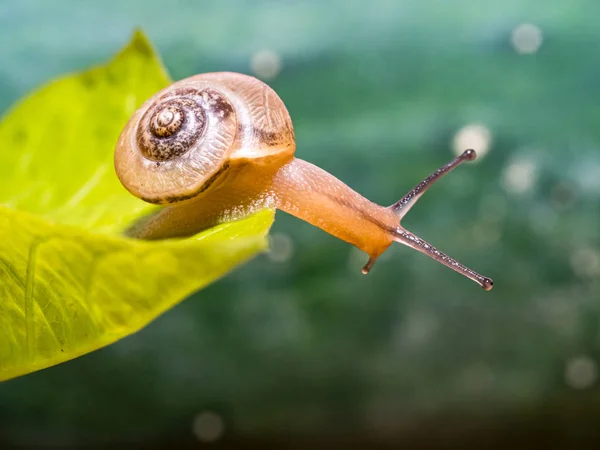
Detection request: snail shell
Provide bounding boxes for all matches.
[114,72,295,205]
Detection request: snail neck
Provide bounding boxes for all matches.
[271,158,397,259]
[126,157,397,263]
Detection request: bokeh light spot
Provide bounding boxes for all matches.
[570,248,600,279]
[511,23,543,54]
[268,232,294,263]
[192,411,225,442]
[502,158,537,194]
[565,356,598,390]
[452,123,492,160]
[250,49,282,80]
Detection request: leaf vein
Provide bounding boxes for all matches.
[24,238,44,361]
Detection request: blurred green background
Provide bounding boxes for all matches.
[2,0,600,448]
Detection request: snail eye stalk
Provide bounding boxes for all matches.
[369,149,493,290]
[389,149,477,219]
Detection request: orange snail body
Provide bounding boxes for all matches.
[115,72,493,290]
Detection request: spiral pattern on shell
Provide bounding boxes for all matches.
[136,93,208,162]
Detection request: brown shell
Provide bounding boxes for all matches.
[114,72,296,205]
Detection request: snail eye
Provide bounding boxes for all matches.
[137,95,207,162]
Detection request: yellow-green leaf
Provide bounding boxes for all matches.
[0,31,275,381]
[0,30,169,231]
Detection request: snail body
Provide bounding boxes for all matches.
[115,72,493,290]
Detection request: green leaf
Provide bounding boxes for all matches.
[0,30,275,381]
[0,29,169,231]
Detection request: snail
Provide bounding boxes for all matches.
[114,72,494,290]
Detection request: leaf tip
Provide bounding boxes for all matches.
[118,27,157,58]
[127,28,155,58]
